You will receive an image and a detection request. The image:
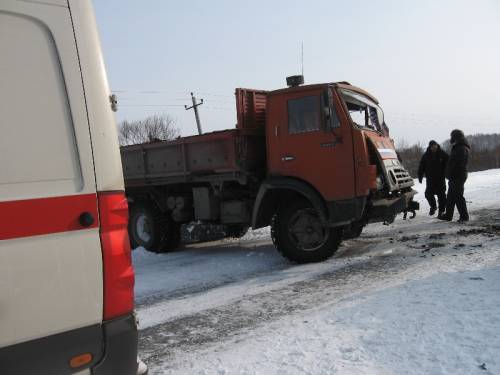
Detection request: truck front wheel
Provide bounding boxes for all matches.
[271,200,341,263]
[342,221,364,240]
[128,201,181,253]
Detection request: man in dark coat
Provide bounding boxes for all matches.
[418,140,449,216]
[439,129,470,222]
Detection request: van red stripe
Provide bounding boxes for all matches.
[0,194,99,240]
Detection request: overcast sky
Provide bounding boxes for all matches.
[94,0,499,145]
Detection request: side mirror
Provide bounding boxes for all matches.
[323,106,331,120]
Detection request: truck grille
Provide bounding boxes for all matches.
[389,167,414,189]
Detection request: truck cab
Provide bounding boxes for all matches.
[265,80,414,226]
[253,79,417,262]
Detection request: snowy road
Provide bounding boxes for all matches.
[133,170,500,374]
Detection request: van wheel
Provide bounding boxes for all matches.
[128,202,181,253]
[271,200,341,263]
[342,221,364,240]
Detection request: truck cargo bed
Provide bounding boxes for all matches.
[121,129,265,187]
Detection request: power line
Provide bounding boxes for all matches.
[194,92,233,98]
[111,89,233,98]
[118,105,232,111]
[118,97,233,103]
[120,104,185,107]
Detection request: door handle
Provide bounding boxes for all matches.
[281,155,296,162]
[79,212,95,227]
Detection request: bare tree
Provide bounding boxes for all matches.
[396,138,410,150]
[396,140,425,176]
[118,114,180,146]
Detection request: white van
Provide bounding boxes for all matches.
[0,1,138,374]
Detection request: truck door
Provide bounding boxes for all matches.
[267,86,355,202]
[0,0,103,356]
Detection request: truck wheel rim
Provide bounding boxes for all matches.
[288,208,328,251]
[136,214,152,243]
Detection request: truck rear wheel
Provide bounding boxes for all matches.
[271,200,341,263]
[128,201,181,253]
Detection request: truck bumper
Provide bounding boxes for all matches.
[92,314,138,375]
[368,189,419,222]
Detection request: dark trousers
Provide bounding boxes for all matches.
[445,178,469,219]
[425,186,446,212]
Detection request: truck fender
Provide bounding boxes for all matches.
[251,177,328,229]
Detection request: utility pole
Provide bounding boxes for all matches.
[184,92,203,135]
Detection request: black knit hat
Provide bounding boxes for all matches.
[450,129,465,143]
[428,140,438,147]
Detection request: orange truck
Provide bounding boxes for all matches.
[121,76,418,263]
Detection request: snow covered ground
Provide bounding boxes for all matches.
[133,169,500,374]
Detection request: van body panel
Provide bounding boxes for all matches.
[68,0,126,193]
[0,230,103,347]
[0,0,137,373]
[0,0,102,347]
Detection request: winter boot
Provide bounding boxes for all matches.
[438,213,452,221]
[457,216,469,223]
[429,206,437,216]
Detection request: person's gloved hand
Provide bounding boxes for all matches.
[418,176,423,184]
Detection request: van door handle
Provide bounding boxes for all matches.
[281,155,295,162]
[79,212,95,227]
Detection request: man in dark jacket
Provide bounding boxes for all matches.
[439,129,470,222]
[418,140,449,216]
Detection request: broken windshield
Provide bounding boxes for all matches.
[340,89,385,133]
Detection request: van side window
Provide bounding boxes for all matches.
[0,13,81,199]
[287,96,320,134]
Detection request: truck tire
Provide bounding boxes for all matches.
[128,201,181,253]
[342,221,364,240]
[271,200,341,263]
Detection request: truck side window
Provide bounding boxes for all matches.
[287,96,320,134]
[0,13,81,199]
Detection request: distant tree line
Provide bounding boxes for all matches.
[398,133,500,177]
[118,114,180,146]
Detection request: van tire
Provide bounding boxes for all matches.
[271,200,341,263]
[128,201,180,252]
